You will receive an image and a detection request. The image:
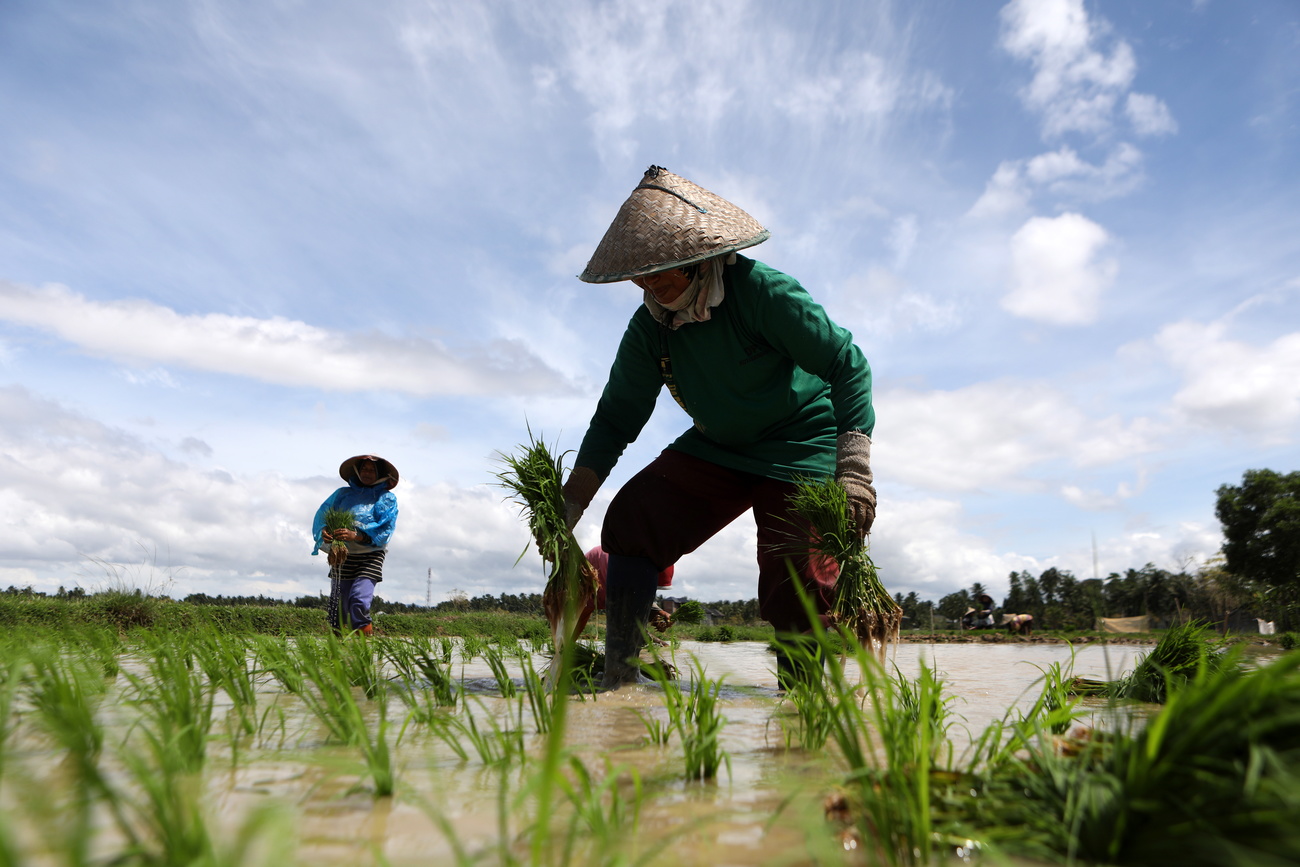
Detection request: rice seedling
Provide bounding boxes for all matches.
[668,598,705,625]
[192,629,262,741]
[253,635,307,698]
[681,667,730,781]
[552,755,647,865]
[632,707,674,749]
[26,646,111,793]
[778,609,978,865]
[785,477,901,657]
[644,656,730,780]
[518,650,563,734]
[337,631,388,700]
[415,649,460,710]
[495,431,599,687]
[0,649,26,780]
[278,637,399,796]
[460,633,489,661]
[483,642,519,698]
[290,640,376,746]
[777,662,839,751]
[429,696,527,769]
[1071,620,1231,703]
[322,505,355,569]
[382,636,459,722]
[124,633,216,775]
[22,644,139,863]
[1016,659,1086,741]
[941,649,1300,866]
[79,625,125,679]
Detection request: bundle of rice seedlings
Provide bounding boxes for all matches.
[786,477,901,659]
[670,599,705,625]
[1070,620,1230,703]
[322,507,355,569]
[495,432,598,687]
[1010,650,1300,865]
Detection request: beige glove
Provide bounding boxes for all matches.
[835,431,876,538]
[560,466,601,530]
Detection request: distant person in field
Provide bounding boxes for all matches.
[312,455,399,636]
[1007,613,1034,636]
[573,544,675,638]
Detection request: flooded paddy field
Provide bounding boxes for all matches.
[2,632,1292,866]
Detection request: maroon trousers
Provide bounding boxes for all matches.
[601,449,839,634]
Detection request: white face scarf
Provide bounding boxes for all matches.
[642,253,735,329]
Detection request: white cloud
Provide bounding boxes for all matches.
[1060,470,1146,511]
[868,497,1042,599]
[0,281,572,397]
[1002,213,1117,325]
[888,214,920,270]
[836,267,961,338]
[1151,319,1300,439]
[0,384,541,602]
[999,0,1140,139]
[1099,522,1222,577]
[876,380,1160,494]
[540,0,950,161]
[1125,92,1178,136]
[1025,143,1143,197]
[968,161,1031,219]
[968,144,1143,219]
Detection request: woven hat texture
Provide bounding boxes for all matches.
[579,166,769,283]
[339,454,399,490]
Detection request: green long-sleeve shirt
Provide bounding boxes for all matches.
[575,256,874,484]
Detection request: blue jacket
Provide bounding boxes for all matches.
[311,480,399,555]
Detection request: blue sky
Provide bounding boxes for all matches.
[1,0,1297,607]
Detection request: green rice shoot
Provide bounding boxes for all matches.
[670,599,706,625]
[1070,620,1231,703]
[787,476,901,659]
[495,431,598,687]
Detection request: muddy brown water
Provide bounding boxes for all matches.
[249,641,1147,865]
[13,641,1152,865]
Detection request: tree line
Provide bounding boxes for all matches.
[892,561,1252,632]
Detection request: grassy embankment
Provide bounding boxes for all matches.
[5,591,1293,649]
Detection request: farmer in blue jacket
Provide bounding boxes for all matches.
[312,454,399,636]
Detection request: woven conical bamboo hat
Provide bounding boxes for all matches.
[579,166,770,283]
[339,454,399,490]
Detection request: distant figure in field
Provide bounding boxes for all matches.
[1006,613,1034,636]
[312,454,399,637]
[574,545,675,638]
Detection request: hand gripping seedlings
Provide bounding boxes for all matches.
[495,432,598,687]
[787,477,901,658]
[322,507,355,569]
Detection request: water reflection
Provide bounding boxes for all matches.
[335,640,1149,866]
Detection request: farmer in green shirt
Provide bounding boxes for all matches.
[563,166,876,689]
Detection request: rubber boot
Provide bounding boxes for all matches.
[358,623,374,638]
[601,555,660,689]
[774,634,824,692]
